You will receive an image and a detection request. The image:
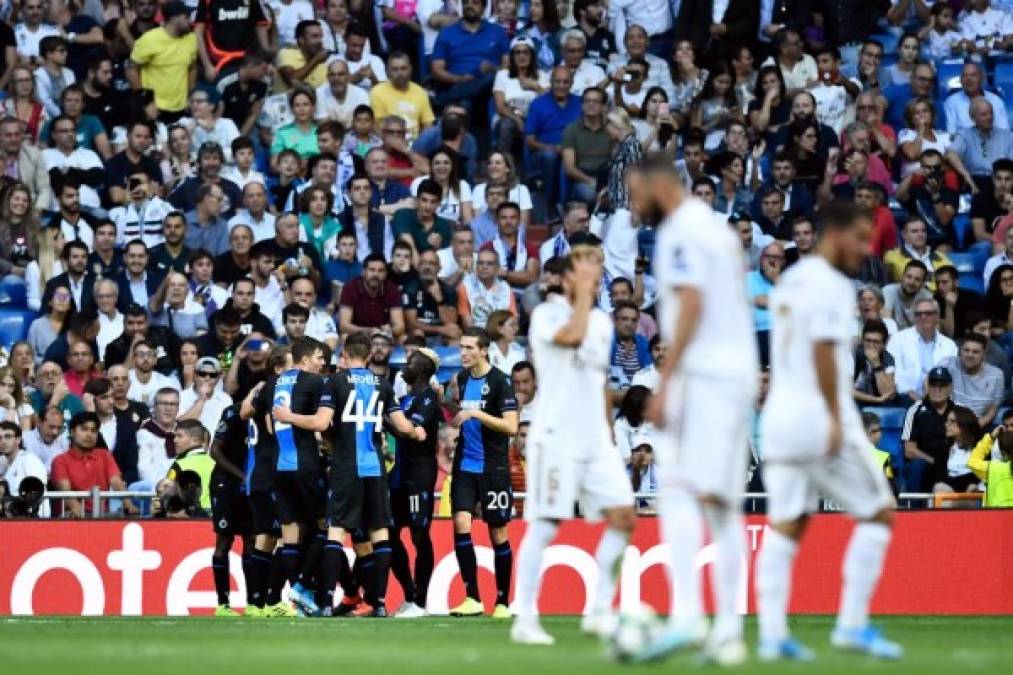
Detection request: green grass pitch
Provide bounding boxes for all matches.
[1,616,1009,674]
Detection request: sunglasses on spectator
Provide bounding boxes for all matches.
[196,371,218,378]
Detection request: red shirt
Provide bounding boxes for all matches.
[386,148,415,188]
[51,446,122,512]
[871,205,898,258]
[63,370,96,398]
[339,278,402,329]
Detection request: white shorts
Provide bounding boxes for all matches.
[763,432,896,523]
[654,373,755,500]
[524,432,634,522]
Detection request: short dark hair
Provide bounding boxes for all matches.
[83,377,112,397]
[40,35,68,58]
[994,158,1013,175]
[862,318,889,339]
[462,326,490,349]
[176,418,206,442]
[510,360,534,378]
[250,240,275,260]
[343,332,371,359]
[292,335,324,363]
[363,252,387,269]
[69,411,100,431]
[934,265,958,281]
[962,332,988,349]
[61,240,89,260]
[283,302,310,322]
[295,19,321,41]
[613,299,639,316]
[904,259,929,276]
[0,420,22,439]
[213,307,241,326]
[231,136,254,155]
[417,178,443,201]
[816,200,873,234]
[496,201,522,218]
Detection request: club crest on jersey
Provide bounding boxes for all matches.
[481,384,490,395]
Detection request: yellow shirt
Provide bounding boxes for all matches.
[882,247,953,292]
[370,81,435,141]
[130,28,197,113]
[276,48,328,92]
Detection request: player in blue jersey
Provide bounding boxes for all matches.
[208,401,254,617]
[262,337,333,616]
[273,332,426,617]
[388,347,444,618]
[240,346,296,618]
[449,327,519,619]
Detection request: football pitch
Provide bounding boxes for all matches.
[1,616,1010,674]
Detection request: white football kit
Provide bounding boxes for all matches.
[761,257,894,522]
[653,198,759,497]
[526,295,634,520]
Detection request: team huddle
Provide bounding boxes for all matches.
[203,158,902,665]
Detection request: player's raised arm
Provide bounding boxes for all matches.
[551,250,602,347]
[387,409,427,441]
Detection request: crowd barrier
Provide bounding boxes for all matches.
[2,512,1011,616]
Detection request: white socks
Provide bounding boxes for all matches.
[514,518,559,621]
[592,527,629,614]
[660,488,703,630]
[703,505,746,643]
[757,527,798,644]
[837,522,892,632]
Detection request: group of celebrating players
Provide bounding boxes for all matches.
[203,158,903,666]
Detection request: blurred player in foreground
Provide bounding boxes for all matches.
[511,244,636,646]
[758,201,901,661]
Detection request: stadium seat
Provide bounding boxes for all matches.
[0,308,36,349]
[958,272,985,295]
[864,406,909,471]
[952,213,972,247]
[937,60,964,98]
[880,54,899,69]
[947,250,980,275]
[0,277,27,308]
[994,62,1013,98]
[870,33,899,55]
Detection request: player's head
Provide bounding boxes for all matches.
[561,244,604,300]
[627,156,684,226]
[405,347,439,384]
[173,418,206,453]
[460,327,491,369]
[269,345,293,374]
[292,336,326,373]
[815,200,873,275]
[341,332,371,368]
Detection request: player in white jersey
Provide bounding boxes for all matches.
[757,201,901,661]
[629,158,758,667]
[510,245,636,646]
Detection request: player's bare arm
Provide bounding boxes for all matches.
[452,408,519,437]
[273,404,335,432]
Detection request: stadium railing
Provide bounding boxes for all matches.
[33,490,948,518]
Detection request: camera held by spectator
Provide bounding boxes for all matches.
[0,476,45,518]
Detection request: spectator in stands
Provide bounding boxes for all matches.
[0,183,39,281]
[486,309,525,374]
[223,332,273,400]
[902,366,957,493]
[0,421,48,513]
[61,335,98,401]
[184,183,230,257]
[369,51,433,141]
[103,302,177,376]
[753,186,791,240]
[47,180,93,255]
[936,405,982,494]
[853,318,897,406]
[410,146,473,226]
[479,202,540,292]
[747,241,784,366]
[412,105,480,180]
[84,377,140,487]
[126,339,181,407]
[473,151,533,226]
[674,134,707,187]
[270,87,319,161]
[106,121,161,207]
[430,0,509,110]
[985,228,1013,290]
[167,142,242,219]
[613,383,651,463]
[609,276,656,339]
[125,1,196,122]
[27,284,73,365]
[338,253,405,340]
[970,159,1013,244]
[87,219,122,280]
[556,28,607,97]
[933,267,981,340]
[43,308,97,368]
[178,356,232,436]
[888,298,959,403]
[491,36,549,158]
[402,249,461,345]
[175,340,200,392]
[511,360,537,422]
[438,224,477,290]
[896,100,951,179]
[946,100,1013,196]
[710,151,753,217]
[761,28,816,96]
[631,335,663,392]
[750,153,815,223]
[940,333,1005,428]
[966,313,1010,392]
[194,305,245,369]
[393,178,453,254]
[148,271,209,339]
[984,263,1013,338]
[41,114,104,212]
[229,184,275,245]
[288,278,338,350]
[52,411,135,517]
[609,299,651,394]
[525,66,581,214]
[364,146,414,220]
[457,247,516,328]
[133,387,179,494]
[147,212,190,280]
[106,364,149,424]
[896,155,959,249]
[788,215,816,261]
[23,406,69,472]
[539,202,589,264]
[42,240,93,312]
[219,53,270,137]
[93,279,122,361]
[943,61,1008,135]
[561,86,611,204]
[263,213,323,288]
[883,260,934,330]
[968,414,1013,507]
[0,117,52,212]
[110,171,173,248]
[883,218,953,289]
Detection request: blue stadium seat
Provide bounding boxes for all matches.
[0,277,27,308]
[952,213,971,246]
[864,405,910,471]
[870,33,899,55]
[994,62,1013,98]
[937,59,964,98]
[959,272,985,295]
[0,308,36,349]
[880,54,899,69]
[947,250,980,275]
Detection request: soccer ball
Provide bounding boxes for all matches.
[607,604,661,662]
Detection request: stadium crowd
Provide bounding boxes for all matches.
[1,0,1013,525]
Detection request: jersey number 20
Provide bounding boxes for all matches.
[342,391,384,431]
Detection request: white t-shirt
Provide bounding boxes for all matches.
[896,128,952,177]
[179,387,233,436]
[411,176,472,222]
[492,69,550,117]
[331,53,388,89]
[655,197,757,381]
[472,182,532,213]
[527,294,614,453]
[571,60,607,96]
[959,8,1013,50]
[763,256,861,460]
[267,0,315,47]
[315,82,371,127]
[14,22,61,61]
[41,148,104,209]
[220,167,267,190]
[229,210,277,243]
[809,80,858,135]
[128,370,181,408]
